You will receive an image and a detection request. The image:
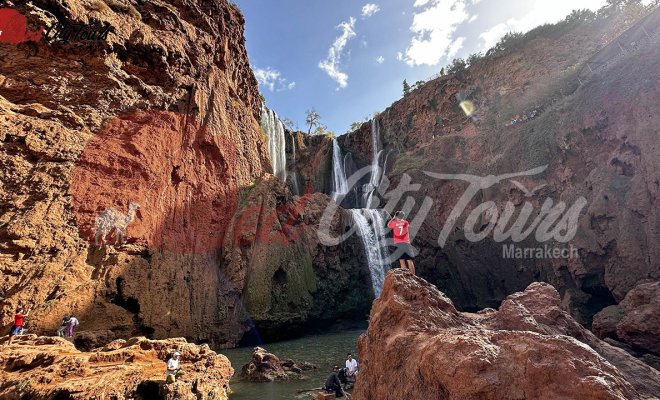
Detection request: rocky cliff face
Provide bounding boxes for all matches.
[0,0,367,348]
[338,6,659,332]
[354,270,660,400]
[0,335,232,399]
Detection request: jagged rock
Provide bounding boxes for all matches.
[353,270,660,400]
[593,281,660,355]
[0,336,233,399]
[240,346,311,382]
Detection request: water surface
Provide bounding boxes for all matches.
[223,330,363,400]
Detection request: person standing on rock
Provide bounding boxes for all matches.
[165,351,182,384]
[387,211,415,275]
[6,307,29,346]
[57,316,70,337]
[66,315,79,338]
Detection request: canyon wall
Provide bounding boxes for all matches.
[0,0,368,348]
[337,6,659,333]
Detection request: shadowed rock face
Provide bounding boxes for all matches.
[337,7,660,325]
[354,270,660,400]
[0,335,233,400]
[593,281,660,356]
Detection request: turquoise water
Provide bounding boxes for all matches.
[223,330,364,400]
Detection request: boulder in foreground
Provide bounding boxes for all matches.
[353,270,660,400]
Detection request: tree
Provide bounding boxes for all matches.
[350,121,364,131]
[413,80,426,90]
[402,79,411,96]
[305,108,321,135]
[282,117,296,131]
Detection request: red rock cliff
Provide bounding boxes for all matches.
[339,5,659,328]
[0,0,272,346]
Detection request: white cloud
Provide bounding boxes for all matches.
[253,66,296,92]
[318,17,357,89]
[396,51,404,61]
[376,56,385,64]
[403,0,471,66]
[361,3,381,18]
[468,14,478,23]
[479,0,608,50]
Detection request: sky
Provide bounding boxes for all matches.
[234,0,613,134]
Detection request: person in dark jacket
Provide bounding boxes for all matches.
[324,366,345,397]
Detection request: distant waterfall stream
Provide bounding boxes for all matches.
[260,105,287,181]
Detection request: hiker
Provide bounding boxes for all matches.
[57,316,70,337]
[345,353,358,381]
[387,211,416,274]
[6,308,28,346]
[66,315,79,337]
[323,366,345,398]
[165,351,182,384]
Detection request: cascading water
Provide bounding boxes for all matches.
[363,118,384,208]
[331,135,390,297]
[260,105,287,181]
[331,139,348,201]
[350,209,389,297]
[290,135,301,195]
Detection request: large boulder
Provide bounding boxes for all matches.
[0,335,233,399]
[353,270,660,400]
[240,346,313,382]
[593,281,660,355]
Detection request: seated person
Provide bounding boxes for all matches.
[324,366,345,398]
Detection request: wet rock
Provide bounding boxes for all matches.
[241,347,311,382]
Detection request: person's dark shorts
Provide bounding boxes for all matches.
[9,325,21,335]
[395,242,414,261]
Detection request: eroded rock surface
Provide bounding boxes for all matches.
[354,270,660,400]
[0,335,233,399]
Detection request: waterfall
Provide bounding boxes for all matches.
[260,105,287,181]
[350,209,389,297]
[331,139,348,201]
[332,136,390,297]
[290,135,301,195]
[363,118,383,208]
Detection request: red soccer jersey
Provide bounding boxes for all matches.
[14,313,25,327]
[388,219,410,244]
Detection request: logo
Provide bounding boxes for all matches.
[318,165,588,264]
[0,8,43,43]
[0,8,108,48]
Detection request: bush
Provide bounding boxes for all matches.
[447,58,467,75]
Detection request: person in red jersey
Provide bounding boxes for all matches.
[387,211,415,274]
[6,307,29,346]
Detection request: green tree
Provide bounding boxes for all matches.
[413,80,426,90]
[403,79,411,96]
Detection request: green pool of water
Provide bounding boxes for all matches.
[223,330,364,400]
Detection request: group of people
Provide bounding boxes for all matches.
[323,353,359,398]
[56,315,80,338]
[4,308,79,346]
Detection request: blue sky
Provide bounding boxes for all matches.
[234,0,611,134]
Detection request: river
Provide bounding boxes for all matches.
[223,330,364,400]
